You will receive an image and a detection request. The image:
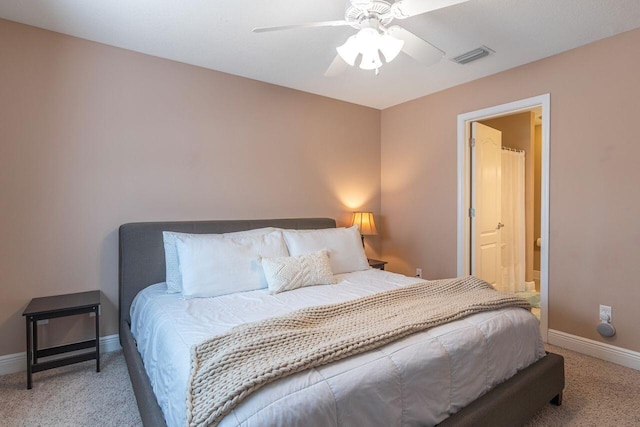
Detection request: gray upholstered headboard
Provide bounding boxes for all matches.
[118,218,336,332]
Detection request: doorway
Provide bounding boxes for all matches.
[456,94,550,341]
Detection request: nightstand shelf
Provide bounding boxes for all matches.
[368,258,388,270]
[22,290,101,389]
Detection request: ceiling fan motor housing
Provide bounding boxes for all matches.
[345,1,394,29]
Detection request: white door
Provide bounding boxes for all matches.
[471,122,502,288]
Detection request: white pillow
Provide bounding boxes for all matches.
[175,230,288,298]
[262,250,336,294]
[282,225,369,274]
[162,227,277,293]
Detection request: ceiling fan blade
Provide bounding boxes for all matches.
[324,55,349,77]
[349,0,373,8]
[391,0,469,19]
[252,20,351,33]
[388,26,444,66]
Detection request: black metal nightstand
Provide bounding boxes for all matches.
[368,258,388,270]
[22,290,101,389]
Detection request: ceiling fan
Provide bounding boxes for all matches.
[253,0,469,76]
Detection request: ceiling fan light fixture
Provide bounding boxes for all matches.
[334,25,414,74]
[356,27,380,46]
[379,33,404,62]
[336,35,360,66]
[359,50,383,70]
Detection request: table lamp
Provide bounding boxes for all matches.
[351,211,378,246]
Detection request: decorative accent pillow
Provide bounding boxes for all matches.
[162,227,277,294]
[262,250,337,294]
[175,230,288,298]
[163,231,184,293]
[282,225,369,274]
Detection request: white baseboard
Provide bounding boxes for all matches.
[101,334,121,353]
[0,334,121,376]
[548,329,640,371]
[0,353,25,377]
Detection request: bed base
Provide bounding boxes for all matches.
[123,318,563,427]
[121,320,167,427]
[118,218,564,427]
[438,352,564,426]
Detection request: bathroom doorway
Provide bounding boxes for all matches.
[476,112,542,319]
[456,95,550,341]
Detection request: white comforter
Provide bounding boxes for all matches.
[131,269,545,427]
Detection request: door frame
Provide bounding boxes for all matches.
[456,94,550,341]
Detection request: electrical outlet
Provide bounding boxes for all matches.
[599,305,612,322]
[416,268,422,278]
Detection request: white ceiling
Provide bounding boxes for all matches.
[2,0,640,109]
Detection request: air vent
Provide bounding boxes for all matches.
[452,46,493,64]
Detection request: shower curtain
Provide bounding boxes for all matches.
[500,150,526,294]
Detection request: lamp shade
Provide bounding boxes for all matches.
[359,50,383,70]
[336,35,360,66]
[379,33,404,62]
[351,212,378,236]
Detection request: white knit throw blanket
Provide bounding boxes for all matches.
[186,276,531,427]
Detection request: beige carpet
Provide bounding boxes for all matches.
[0,345,639,426]
[0,351,142,426]
[525,345,640,426]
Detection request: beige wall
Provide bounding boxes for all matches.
[480,112,536,283]
[0,19,381,356]
[381,28,640,352]
[3,18,638,359]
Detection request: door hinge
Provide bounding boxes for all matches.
[469,137,476,147]
[469,208,475,217]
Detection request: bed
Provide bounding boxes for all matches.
[119,218,564,427]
